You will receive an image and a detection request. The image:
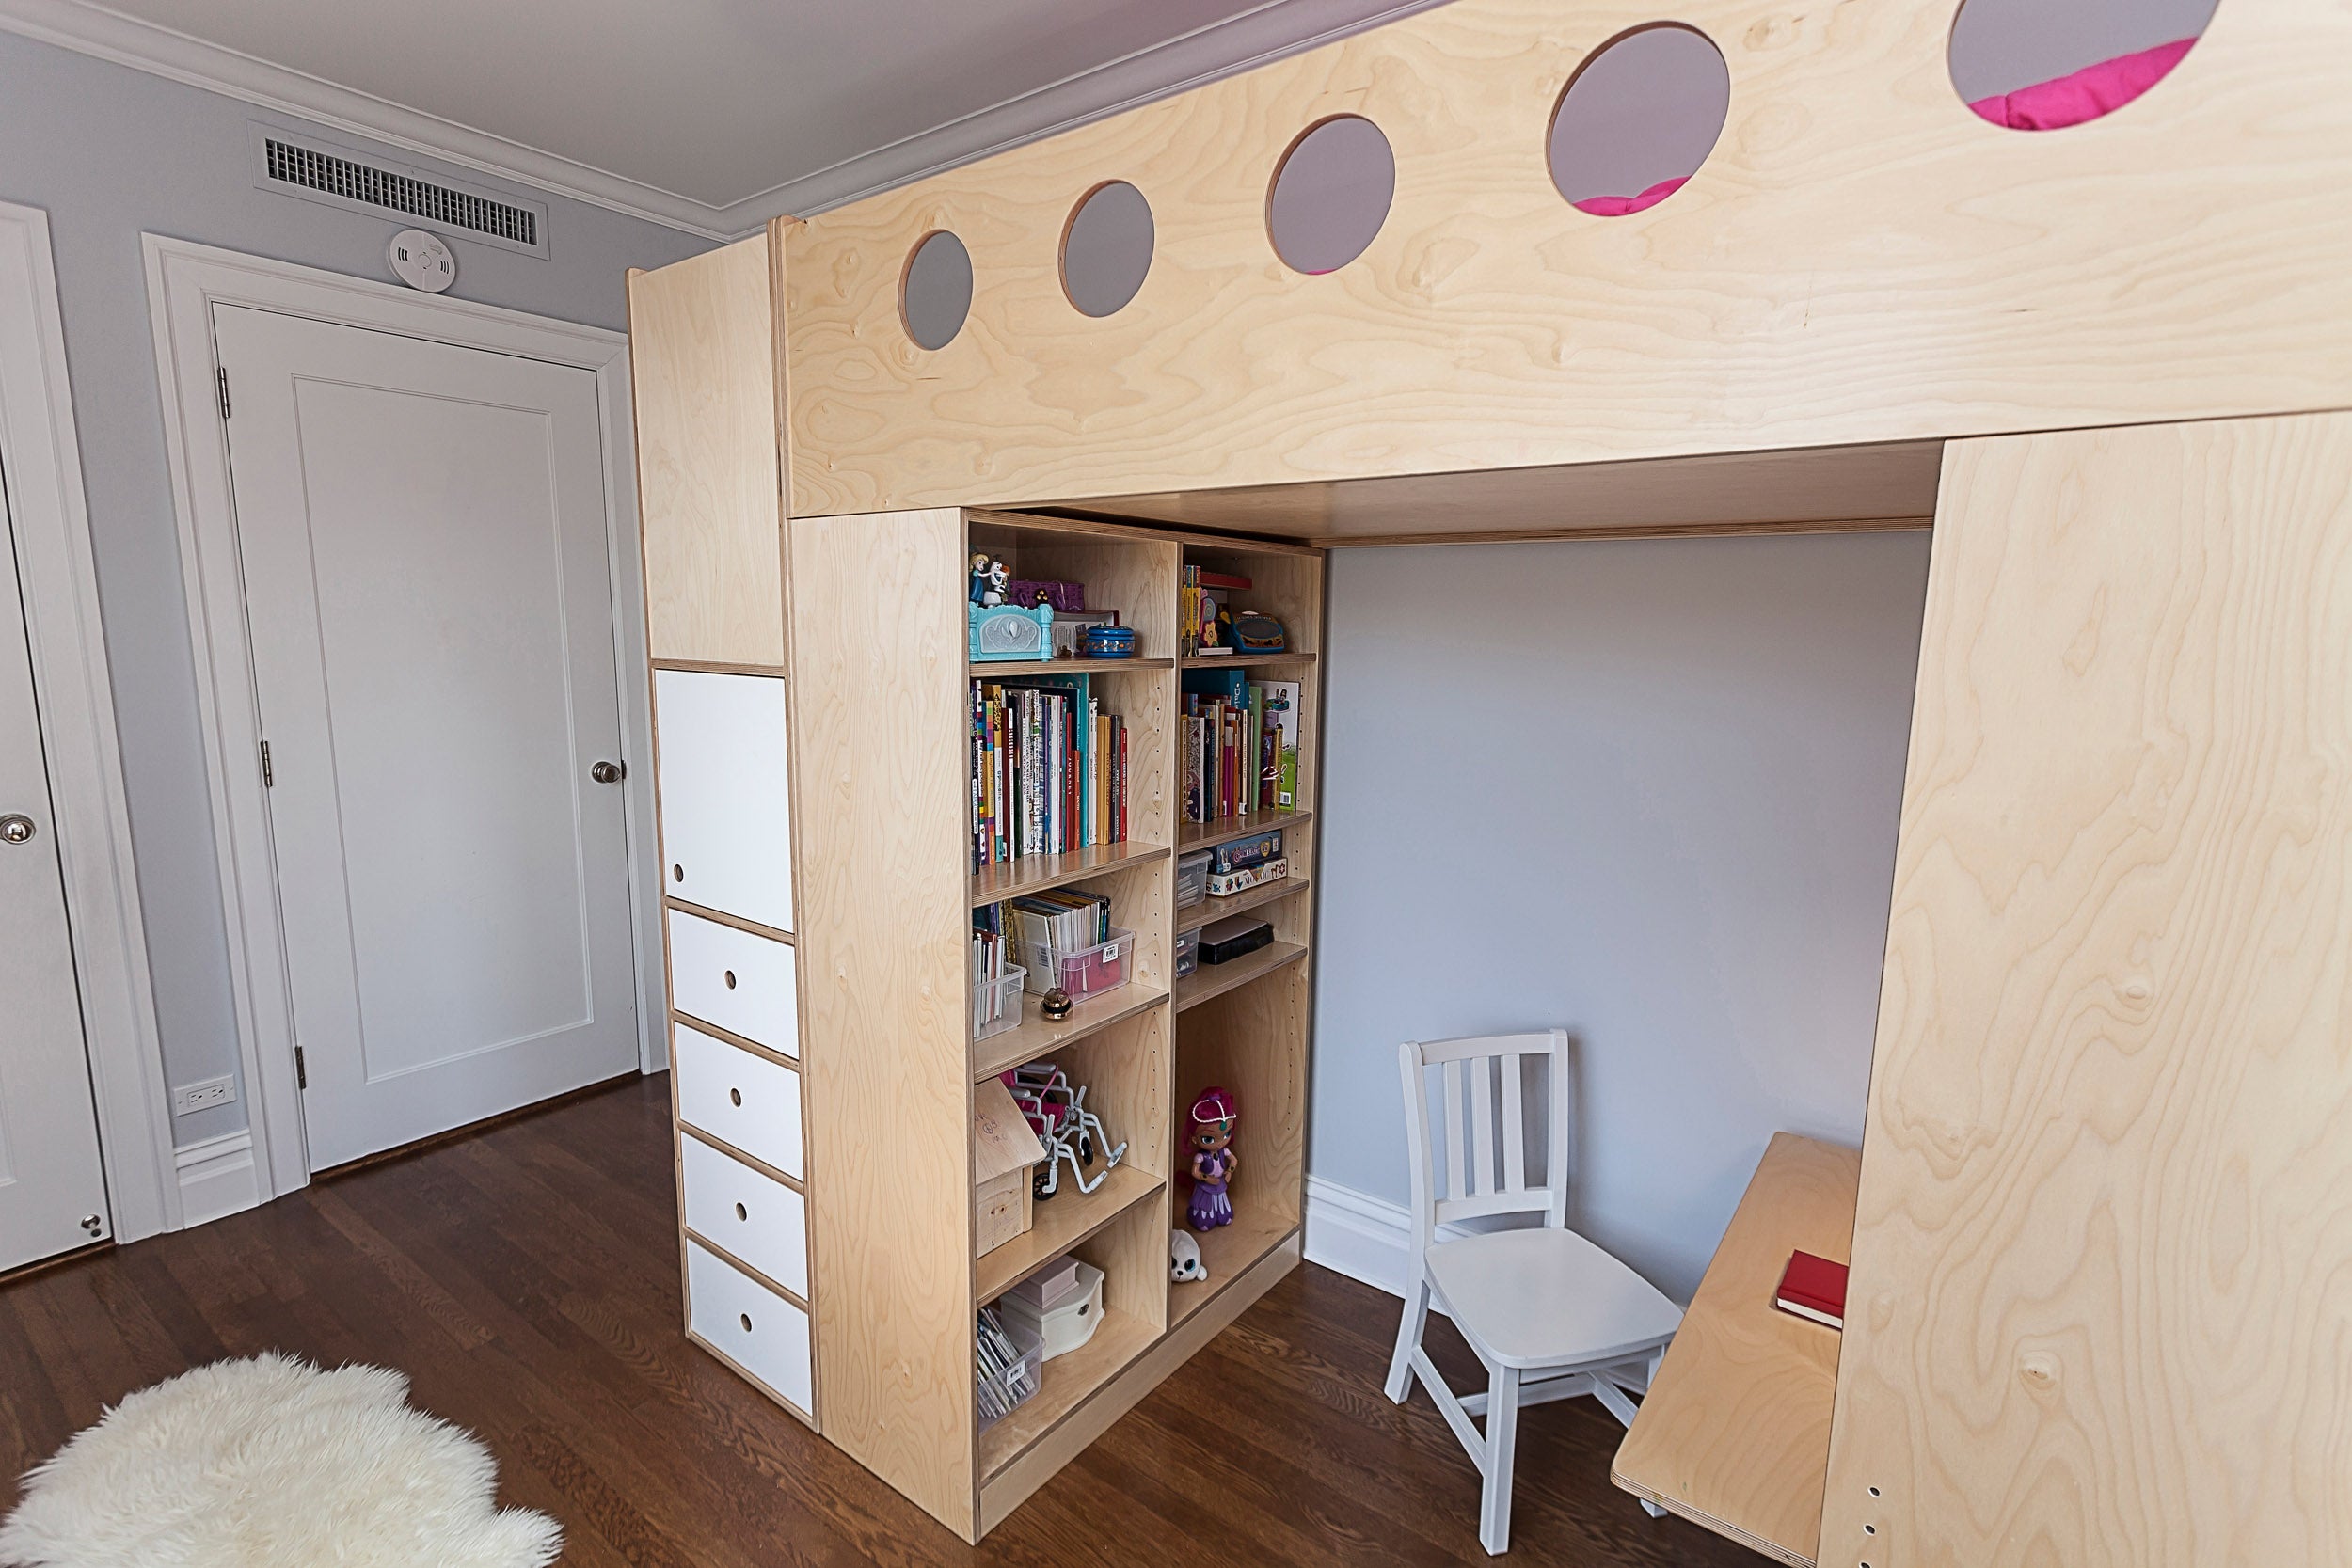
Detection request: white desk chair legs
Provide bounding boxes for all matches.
[1385,1031,1683,1554]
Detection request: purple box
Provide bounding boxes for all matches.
[1006,579,1085,614]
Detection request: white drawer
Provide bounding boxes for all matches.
[681,1136,807,1298]
[669,911,797,1055]
[674,1022,802,1179]
[687,1240,812,1415]
[653,669,793,931]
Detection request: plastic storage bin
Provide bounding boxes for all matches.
[972,964,1028,1040]
[1030,927,1133,1002]
[1175,850,1212,910]
[1174,928,1200,978]
[977,1315,1043,1429]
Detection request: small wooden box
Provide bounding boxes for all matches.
[974,1166,1034,1259]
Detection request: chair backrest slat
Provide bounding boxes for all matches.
[1397,1029,1571,1243]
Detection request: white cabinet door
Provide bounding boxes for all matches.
[668,911,797,1055]
[687,1240,813,1414]
[653,669,791,931]
[674,1022,802,1177]
[681,1136,807,1297]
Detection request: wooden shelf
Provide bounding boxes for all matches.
[970,657,1174,676]
[970,841,1170,907]
[1178,877,1308,937]
[979,1306,1159,1479]
[1611,1132,1861,1568]
[1176,809,1311,855]
[977,1164,1163,1304]
[1174,942,1307,1013]
[973,986,1168,1083]
[1169,1207,1298,1327]
[1179,652,1316,669]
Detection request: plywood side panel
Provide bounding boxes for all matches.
[787,507,977,1537]
[1820,416,2352,1567]
[628,238,784,665]
[785,0,2352,518]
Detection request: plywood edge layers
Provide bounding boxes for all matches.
[783,0,2352,518]
[789,507,978,1538]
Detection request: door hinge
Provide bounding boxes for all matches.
[216,365,231,420]
[294,1045,307,1089]
[260,739,274,787]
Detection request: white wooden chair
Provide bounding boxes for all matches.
[1386,1030,1682,1554]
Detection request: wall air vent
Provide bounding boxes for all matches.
[251,127,549,258]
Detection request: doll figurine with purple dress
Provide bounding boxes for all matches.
[1186,1087,1238,1231]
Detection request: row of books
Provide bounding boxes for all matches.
[1180,565,1249,657]
[971,675,1131,868]
[1182,669,1299,825]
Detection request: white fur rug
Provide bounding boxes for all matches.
[0,1354,560,1568]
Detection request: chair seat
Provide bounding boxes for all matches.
[1424,1227,1683,1370]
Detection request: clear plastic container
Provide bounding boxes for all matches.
[972,963,1028,1040]
[1174,928,1200,979]
[1035,926,1133,1001]
[977,1316,1043,1429]
[1175,850,1212,910]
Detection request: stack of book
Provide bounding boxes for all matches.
[1182,669,1299,824]
[971,674,1130,869]
[977,890,1114,996]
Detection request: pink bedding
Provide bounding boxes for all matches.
[1967,37,2197,131]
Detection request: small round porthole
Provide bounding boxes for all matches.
[1549,24,1730,216]
[1061,181,1154,317]
[1266,115,1396,275]
[900,230,973,351]
[1949,0,2219,131]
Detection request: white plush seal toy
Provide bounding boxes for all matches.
[1168,1228,1208,1284]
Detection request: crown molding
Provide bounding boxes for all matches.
[0,0,1449,244]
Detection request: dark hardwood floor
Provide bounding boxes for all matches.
[0,1076,1755,1566]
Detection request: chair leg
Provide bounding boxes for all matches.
[1477,1365,1520,1554]
[1638,1347,1667,1517]
[1385,1275,1430,1403]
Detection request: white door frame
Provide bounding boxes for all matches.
[0,200,176,1243]
[143,235,666,1205]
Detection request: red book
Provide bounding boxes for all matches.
[1196,570,1252,592]
[1773,1250,1847,1330]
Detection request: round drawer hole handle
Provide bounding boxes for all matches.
[672,864,684,882]
[739,1313,753,1334]
[734,1202,748,1222]
[723,970,738,990]
[729,1087,742,1107]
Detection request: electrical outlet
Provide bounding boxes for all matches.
[170,1075,238,1117]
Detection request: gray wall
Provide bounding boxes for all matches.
[0,28,712,1147]
[1310,532,1932,1299]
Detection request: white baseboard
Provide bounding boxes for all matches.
[173,1129,262,1227]
[1301,1174,1480,1316]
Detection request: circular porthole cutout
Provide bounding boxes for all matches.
[900,230,973,351]
[1267,115,1395,275]
[1549,24,1729,216]
[1061,182,1154,317]
[1949,0,2218,131]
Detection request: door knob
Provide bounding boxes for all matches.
[0,814,35,845]
[590,760,625,784]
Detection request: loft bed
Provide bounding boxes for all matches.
[628,0,2352,1560]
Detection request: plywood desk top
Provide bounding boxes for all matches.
[1612,1132,1861,1567]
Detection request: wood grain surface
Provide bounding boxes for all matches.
[1821,414,2352,1567]
[782,0,2352,517]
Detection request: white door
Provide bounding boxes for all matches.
[0,450,111,1270]
[214,304,639,1171]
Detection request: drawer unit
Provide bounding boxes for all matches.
[669,910,797,1054]
[681,1135,807,1297]
[653,669,793,931]
[686,1240,812,1416]
[674,1022,802,1178]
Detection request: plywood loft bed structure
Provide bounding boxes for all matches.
[626,0,2352,1559]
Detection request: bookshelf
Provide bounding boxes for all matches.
[771,505,1320,1540]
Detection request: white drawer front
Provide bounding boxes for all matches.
[681,1136,807,1298]
[674,1022,802,1179]
[687,1241,812,1415]
[669,911,797,1055]
[653,669,793,931]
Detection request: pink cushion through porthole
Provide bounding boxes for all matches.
[1571,176,1688,217]
[1967,37,2197,132]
